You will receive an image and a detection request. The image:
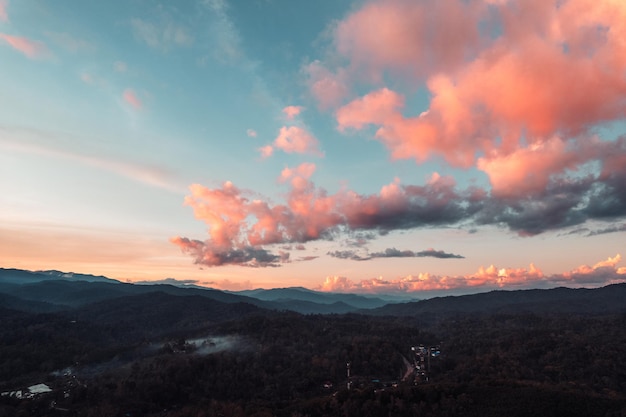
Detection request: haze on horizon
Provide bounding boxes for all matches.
[1,0,625,295]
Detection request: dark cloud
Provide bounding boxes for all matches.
[414,249,464,259]
[328,247,464,261]
[327,250,370,261]
[170,237,289,267]
[135,278,200,286]
[174,139,626,267]
[586,223,626,236]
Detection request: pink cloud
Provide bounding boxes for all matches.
[282,105,304,120]
[258,145,273,159]
[123,89,142,110]
[171,170,471,267]
[0,33,48,59]
[335,0,481,82]
[304,61,350,110]
[476,136,594,197]
[318,254,625,294]
[246,129,257,138]
[323,0,626,197]
[279,162,316,184]
[0,0,8,22]
[273,126,323,156]
[336,88,404,132]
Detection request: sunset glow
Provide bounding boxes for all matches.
[1,0,625,295]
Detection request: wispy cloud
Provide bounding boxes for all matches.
[130,17,192,51]
[328,248,464,261]
[123,88,143,110]
[0,33,49,59]
[0,130,181,192]
[45,31,94,53]
[0,0,8,22]
[113,61,127,73]
[586,223,626,237]
[199,0,243,65]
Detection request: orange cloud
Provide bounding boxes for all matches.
[273,126,322,156]
[336,88,404,132]
[319,254,625,294]
[279,162,316,184]
[323,0,626,197]
[335,0,480,82]
[172,169,474,267]
[0,33,48,59]
[123,89,142,109]
[258,145,274,158]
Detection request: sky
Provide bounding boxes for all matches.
[1,0,626,296]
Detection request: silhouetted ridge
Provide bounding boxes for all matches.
[368,283,626,316]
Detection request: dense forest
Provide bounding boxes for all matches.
[1,274,625,416]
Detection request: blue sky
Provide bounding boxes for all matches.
[2,0,626,294]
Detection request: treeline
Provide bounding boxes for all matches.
[1,308,625,416]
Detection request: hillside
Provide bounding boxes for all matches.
[1,268,625,416]
[368,283,626,316]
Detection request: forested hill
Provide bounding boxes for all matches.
[2,267,625,317]
[367,283,626,316]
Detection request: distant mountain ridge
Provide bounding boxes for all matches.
[0,268,119,285]
[0,268,391,315]
[0,268,404,314]
[233,287,393,310]
[1,267,624,316]
[368,283,626,316]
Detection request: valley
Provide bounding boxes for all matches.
[1,268,625,416]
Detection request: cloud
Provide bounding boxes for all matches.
[261,126,323,157]
[0,33,49,59]
[113,61,127,73]
[123,89,142,110]
[414,249,464,259]
[199,0,243,65]
[0,0,8,22]
[328,247,464,261]
[175,145,626,267]
[586,223,626,237]
[274,126,322,156]
[0,131,181,192]
[170,237,289,267]
[282,105,304,120]
[246,129,257,138]
[45,31,94,53]
[316,0,626,202]
[135,278,201,286]
[130,17,192,51]
[258,145,273,159]
[304,61,350,110]
[334,0,481,82]
[173,169,475,267]
[327,250,370,261]
[319,255,625,294]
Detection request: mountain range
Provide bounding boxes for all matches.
[1,267,624,317]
